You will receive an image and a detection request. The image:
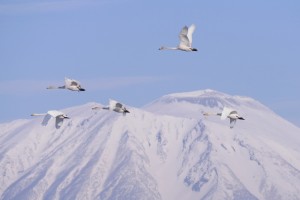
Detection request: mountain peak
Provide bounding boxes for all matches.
[164,89,256,103]
[167,89,224,98]
[144,89,268,119]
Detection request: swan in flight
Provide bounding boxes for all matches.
[203,107,245,128]
[92,99,130,115]
[31,110,70,129]
[159,24,197,52]
[47,77,85,91]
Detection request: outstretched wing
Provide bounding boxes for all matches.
[221,107,233,120]
[65,77,80,87]
[109,99,118,108]
[230,118,237,128]
[115,102,123,109]
[187,24,196,46]
[178,25,190,47]
[229,110,238,115]
[42,114,52,126]
[55,117,64,129]
[48,110,64,118]
[70,81,79,86]
[64,77,71,86]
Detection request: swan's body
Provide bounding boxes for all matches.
[47,77,85,91]
[159,24,197,52]
[203,107,245,128]
[31,110,69,129]
[92,99,130,115]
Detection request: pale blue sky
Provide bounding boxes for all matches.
[1,0,300,127]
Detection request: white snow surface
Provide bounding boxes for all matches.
[1,89,300,200]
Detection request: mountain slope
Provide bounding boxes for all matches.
[145,89,300,199]
[1,89,300,200]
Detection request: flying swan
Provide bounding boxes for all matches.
[47,77,85,91]
[31,110,70,129]
[203,107,245,128]
[159,24,197,52]
[92,99,130,115]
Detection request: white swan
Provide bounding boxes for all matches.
[203,107,245,128]
[31,110,69,129]
[159,24,197,52]
[92,99,130,115]
[47,77,85,91]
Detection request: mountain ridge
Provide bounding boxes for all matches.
[1,89,300,200]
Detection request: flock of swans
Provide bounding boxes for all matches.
[31,77,130,128]
[31,24,244,129]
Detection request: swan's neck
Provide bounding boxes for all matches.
[92,106,110,110]
[203,112,221,116]
[31,113,46,116]
[159,46,178,50]
[92,106,102,110]
[47,85,65,89]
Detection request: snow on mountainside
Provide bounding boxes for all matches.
[1,89,300,200]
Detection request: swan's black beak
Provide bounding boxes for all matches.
[122,109,130,116]
[238,117,245,120]
[79,88,85,91]
[192,48,198,51]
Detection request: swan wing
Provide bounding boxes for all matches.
[230,110,238,115]
[221,107,233,120]
[179,25,190,47]
[42,114,51,126]
[55,117,64,129]
[47,110,64,118]
[65,77,80,87]
[187,24,196,46]
[70,81,79,86]
[64,77,71,86]
[109,99,118,108]
[115,102,123,109]
[230,118,237,128]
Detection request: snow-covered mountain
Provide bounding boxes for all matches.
[1,89,300,200]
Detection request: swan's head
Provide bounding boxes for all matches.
[123,107,130,114]
[62,114,70,119]
[77,85,85,91]
[122,107,130,116]
[159,46,166,50]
